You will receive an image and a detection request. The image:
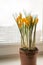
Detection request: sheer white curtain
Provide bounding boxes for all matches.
[0,0,42,43]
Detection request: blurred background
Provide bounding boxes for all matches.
[0,0,42,65]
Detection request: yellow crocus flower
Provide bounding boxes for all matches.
[16,13,23,28]
[35,17,38,24]
[22,18,30,26]
[18,23,22,28]
[16,13,22,22]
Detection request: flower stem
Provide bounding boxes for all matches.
[33,24,36,48]
[29,28,32,49]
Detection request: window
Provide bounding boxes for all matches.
[0,0,42,44]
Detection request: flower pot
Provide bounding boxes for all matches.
[19,47,38,65]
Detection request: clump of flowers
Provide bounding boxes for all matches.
[13,13,38,50]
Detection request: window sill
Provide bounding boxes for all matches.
[0,41,43,56]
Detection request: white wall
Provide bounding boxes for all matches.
[0,0,42,30]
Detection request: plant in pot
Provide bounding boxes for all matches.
[13,12,38,65]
